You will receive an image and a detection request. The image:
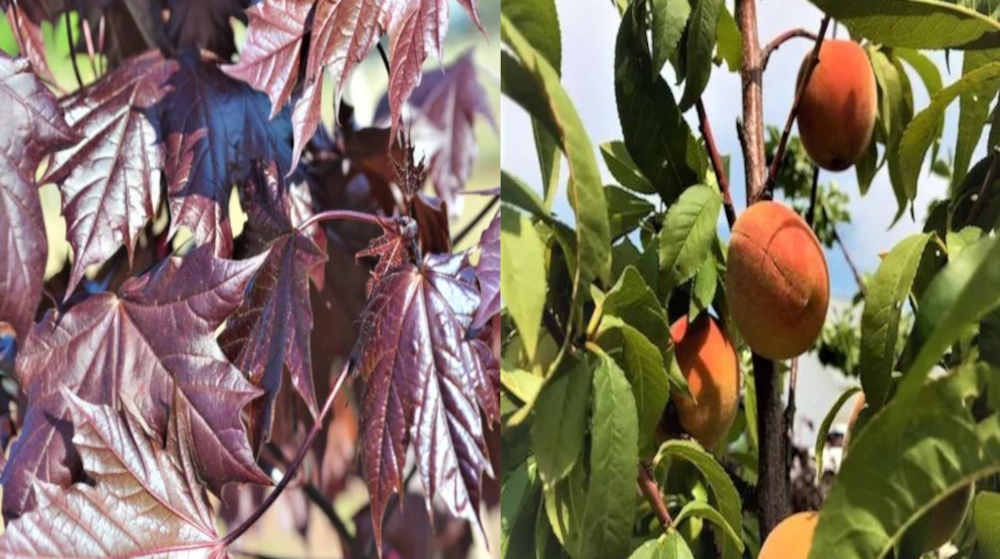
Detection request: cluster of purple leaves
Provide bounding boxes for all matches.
[0,0,500,556]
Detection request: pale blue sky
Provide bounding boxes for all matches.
[501,0,979,299]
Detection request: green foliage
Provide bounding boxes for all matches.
[658,185,722,294]
[679,0,724,110]
[500,211,548,361]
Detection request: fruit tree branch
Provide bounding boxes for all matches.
[222,360,352,547]
[763,16,831,200]
[806,166,820,227]
[832,221,867,299]
[736,0,791,538]
[638,462,673,530]
[762,29,819,70]
[967,145,1000,225]
[696,99,737,228]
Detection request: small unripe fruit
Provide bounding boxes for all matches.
[846,393,972,553]
[797,40,878,171]
[726,202,830,360]
[670,314,739,450]
[759,512,818,559]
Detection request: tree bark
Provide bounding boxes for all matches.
[736,0,791,538]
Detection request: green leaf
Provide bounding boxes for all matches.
[650,0,691,77]
[655,440,742,559]
[532,354,593,486]
[601,141,657,194]
[604,266,672,350]
[659,185,723,293]
[809,366,1000,559]
[501,211,548,362]
[973,492,1000,559]
[904,235,1000,387]
[814,386,862,478]
[894,48,943,99]
[807,0,1000,49]
[628,533,696,559]
[615,2,707,204]
[580,353,639,559]
[715,6,742,72]
[501,0,561,72]
[502,463,539,559]
[501,393,533,478]
[607,185,656,238]
[501,365,545,404]
[982,309,1000,368]
[597,315,672,456]
[690,252,718,319]
[502,17,613,288]
[501,170,550,221]
[673,501,744,553]
[859,234,932,410]
[954,49,1000,188]
[898,63,1000,206]
[680,0,724,110]
[536,123,563,209]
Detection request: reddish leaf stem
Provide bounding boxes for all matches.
[296,209,387,233]
[638,462,673,530]
[762,28,819,70]
[222,360,352,547]
[696,100,737,228]
[762,17,832,200]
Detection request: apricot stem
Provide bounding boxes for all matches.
[762,29,819,71]
[763,16,832,201]
[638,462,674,530]
[696,100,738,228]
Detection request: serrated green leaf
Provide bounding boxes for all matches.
[607,185,656,238]
[650,0,691,77]
[502,170,550,221]
[601,141,657,195]
[859,234,932,410]
[895,48,944,98]
[814,386,862,478]
[680,0,723,110]
[501,211,548,362]
[898,63,1000,206]
[502,17,613,289]
[659,185,722,293]
[974,492,1000,559]
[715,6,742,72]
[955,49,1000,188]
[655,440,742,559]
[904,235,1000,388]
[628,533,696,559]
[673,501,744,553]
[690,252,718,319]
[807,0,1000,50]
[532,354,593,486]
[809,366,999,559]
[604,266,672,349]
[597,315,672,456]
[616,2,707,204]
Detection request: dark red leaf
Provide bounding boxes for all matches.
[412,193,451,255]
[162,52,292,256]
[0,393,230,559]
[0,54,79,340]
[78,0,168,67]
[1,2,56,85]
[471,209,498,331]
[353,252,499,549]
[43,51,175,297]
[1,245,270,519]
[221,0,312,120]
[165,0,250,58]
[219,161,326,455]
[353,493,474,559]
[355,216,419,287]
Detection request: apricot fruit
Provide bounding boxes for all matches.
[846,393,972,553]
[759,512,818,559]
[797,40,877,171]
[670,314,740,450]
[726,202,829,360]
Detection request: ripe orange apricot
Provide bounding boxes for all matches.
[797,40,877,171]
[726,202,829,360]
[759,512,819,559]
[670,314,740,450]
[846,393,972,553]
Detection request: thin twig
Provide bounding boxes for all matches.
[64,1,84,89]
[263,443,355,548]
[763,16,832,200]
[806,166,820,227]
[696,100,737,228]
[638,462,673,530]
[833,226,867,298]
[223,361,353,547]
[78,1,98,79]
[376,42,391,78]
[453,196,499,246]
[297,210,386,233]
[967,145,1000,225]
[762,28,819,70]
